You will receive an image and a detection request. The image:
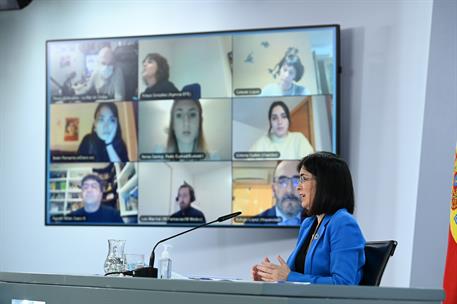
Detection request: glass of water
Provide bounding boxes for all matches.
[124,253,145,271]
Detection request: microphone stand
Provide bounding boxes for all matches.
[105,211,241,278]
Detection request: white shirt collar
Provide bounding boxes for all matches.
[275,205,301,225]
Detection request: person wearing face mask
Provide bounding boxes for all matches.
[77,102,129,162]
[245,160,307,226]
[140,53,179,99]
[74,46,126,101]
[261,47,307,97]
[249,101,314,160]
[251,152,366,285]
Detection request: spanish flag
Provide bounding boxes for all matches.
[444,144,457,303]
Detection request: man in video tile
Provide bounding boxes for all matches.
[248,160,306,225]
[68,174,123,223]
[168,182,206,224]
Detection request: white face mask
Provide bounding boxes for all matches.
[99,64,114,79]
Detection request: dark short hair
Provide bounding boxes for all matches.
[268,101,291,135]
[143,53,170,82]
[81,174,105,191]
[297,152,354,215]
[278,56,304,82]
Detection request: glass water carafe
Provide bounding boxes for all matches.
[104,239,126,274]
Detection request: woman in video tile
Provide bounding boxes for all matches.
[261,47,308,97]
[250,101,313,159]
[165,98,208,155]
[140,53,179,99]
[152,84,221,160]
[77,102,129,162]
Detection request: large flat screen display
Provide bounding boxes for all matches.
[46,25,340,227]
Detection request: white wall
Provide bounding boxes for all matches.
[410,0,457,288]
[311,96,332,151]
[138,162,172,215]
[192,163,233,222]
[0,0,444,287]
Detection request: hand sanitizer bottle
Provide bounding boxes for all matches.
[158,244,172,279]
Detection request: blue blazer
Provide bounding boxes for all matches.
[287,208,365,284]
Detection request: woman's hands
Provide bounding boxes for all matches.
[101,122,120,162]
[94,116,117,145]
[251,256,291,282]
[104,122,117,145]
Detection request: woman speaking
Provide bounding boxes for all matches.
[252,152,366,284]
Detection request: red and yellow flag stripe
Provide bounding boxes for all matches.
[444,145,457,304]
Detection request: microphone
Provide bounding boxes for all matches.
[217,212,241,222]
[105,211,242,278]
